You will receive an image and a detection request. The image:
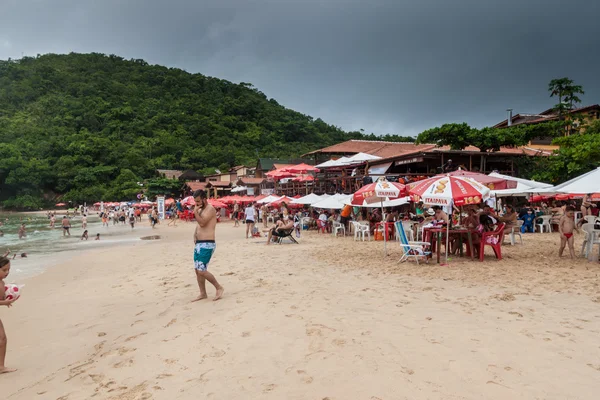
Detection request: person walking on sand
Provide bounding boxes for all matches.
[191,190,224,302]
[61,216,71,236]
[232,201,240,227]
[559,206,577,259]
[0,256,18,374]
[244,202,256,239]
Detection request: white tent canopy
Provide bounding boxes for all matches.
[291,193,329,205]
[546,167,600,194]
[489,172,553,197]
[256,195,281,204]
[344,152,381,163]
[311,194,351,209]
[231,186,247,193]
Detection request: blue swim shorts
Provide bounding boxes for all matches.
[194,241,216,271]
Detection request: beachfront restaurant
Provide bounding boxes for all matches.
[296,140,550,195]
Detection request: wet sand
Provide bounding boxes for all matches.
[2,222,599,399]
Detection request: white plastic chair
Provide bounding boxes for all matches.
[351,221,370,241]
[580,223,600,259]
[583,215,596,224]
[535,215,552,233]
[509,220,524,245]
[267,215,274,224]
[395,221,415,242]
[332,221,346,237]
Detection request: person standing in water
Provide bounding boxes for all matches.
[81,214,88,230]
[191,190,224,302]
[17,224,26,239]
[61,216,71,236]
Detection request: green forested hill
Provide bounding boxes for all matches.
[0,53,412,208]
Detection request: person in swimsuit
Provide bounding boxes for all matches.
[191,190,224,302]
[0,256,18,374]
[61,216,71,236]
[559,206,576,259]
[244,202,256,239]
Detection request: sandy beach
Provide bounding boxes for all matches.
[2,221,600,399]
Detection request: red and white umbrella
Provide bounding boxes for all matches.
[351,179,406,205]
[407,176,490,206]
[408,175,491,265]
[351,179,407,255]
[181,196,195,207]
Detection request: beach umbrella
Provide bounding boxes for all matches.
[165,198,175,206]
[446,170,516,190]
[350,179,407,255]
[269,196,295,207]
[311,194,351,209]
[291,193,323,205]
[408,175,491,264]
[267,170,297,180]
[407,175,490,207]
[181,196,195,206]
[208,199,227,208]
[257,195,281,204]
[281,163,320,174]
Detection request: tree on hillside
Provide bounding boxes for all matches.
[0,52,407,209]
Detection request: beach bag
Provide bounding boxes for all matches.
[4,284,24,301]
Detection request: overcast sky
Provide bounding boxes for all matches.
[1,0,598,136]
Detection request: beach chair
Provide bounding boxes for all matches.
[479,223,506,261]
[395,221,431,264]
[535,215,552,233]
[276,229,299,244]
[332,221,346,237]
[508,220,523,245]
[395,221,415,242]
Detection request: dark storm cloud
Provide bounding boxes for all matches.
[1,0,599,135]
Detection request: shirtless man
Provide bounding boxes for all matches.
[17,224,26,239]
[558,206,576,259]
[191,190,224,302]
[61,216,71,236]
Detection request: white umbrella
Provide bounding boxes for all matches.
[257,195,281,204]
[311,194,351,209]
[344,152,382,163]
[291,193,325,205]
[488,172,552,189]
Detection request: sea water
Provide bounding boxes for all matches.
[0,212,156,280]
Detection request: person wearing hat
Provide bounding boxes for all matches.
[432,206,449,224]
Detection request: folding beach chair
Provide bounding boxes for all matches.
[395,221,431,264]
[276,229,299,244]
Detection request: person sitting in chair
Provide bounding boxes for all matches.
[266,217,295,245]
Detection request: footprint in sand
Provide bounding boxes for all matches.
[156,374,173,379]
[262,383,277,393]
[130,320,144,327]
[113,358,135,368]
[165,319,177,328]
[242,332,251,337]
[332,339,346,347]
[125,333,148,342]
[296,370,314,384]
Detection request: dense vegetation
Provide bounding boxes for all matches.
[0,53,414,209]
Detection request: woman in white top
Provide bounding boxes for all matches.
[244,203,256,239]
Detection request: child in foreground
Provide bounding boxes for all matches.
[559,206,576,259]
[0,256,17,374]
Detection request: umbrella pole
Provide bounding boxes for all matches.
[382,199,387,256]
